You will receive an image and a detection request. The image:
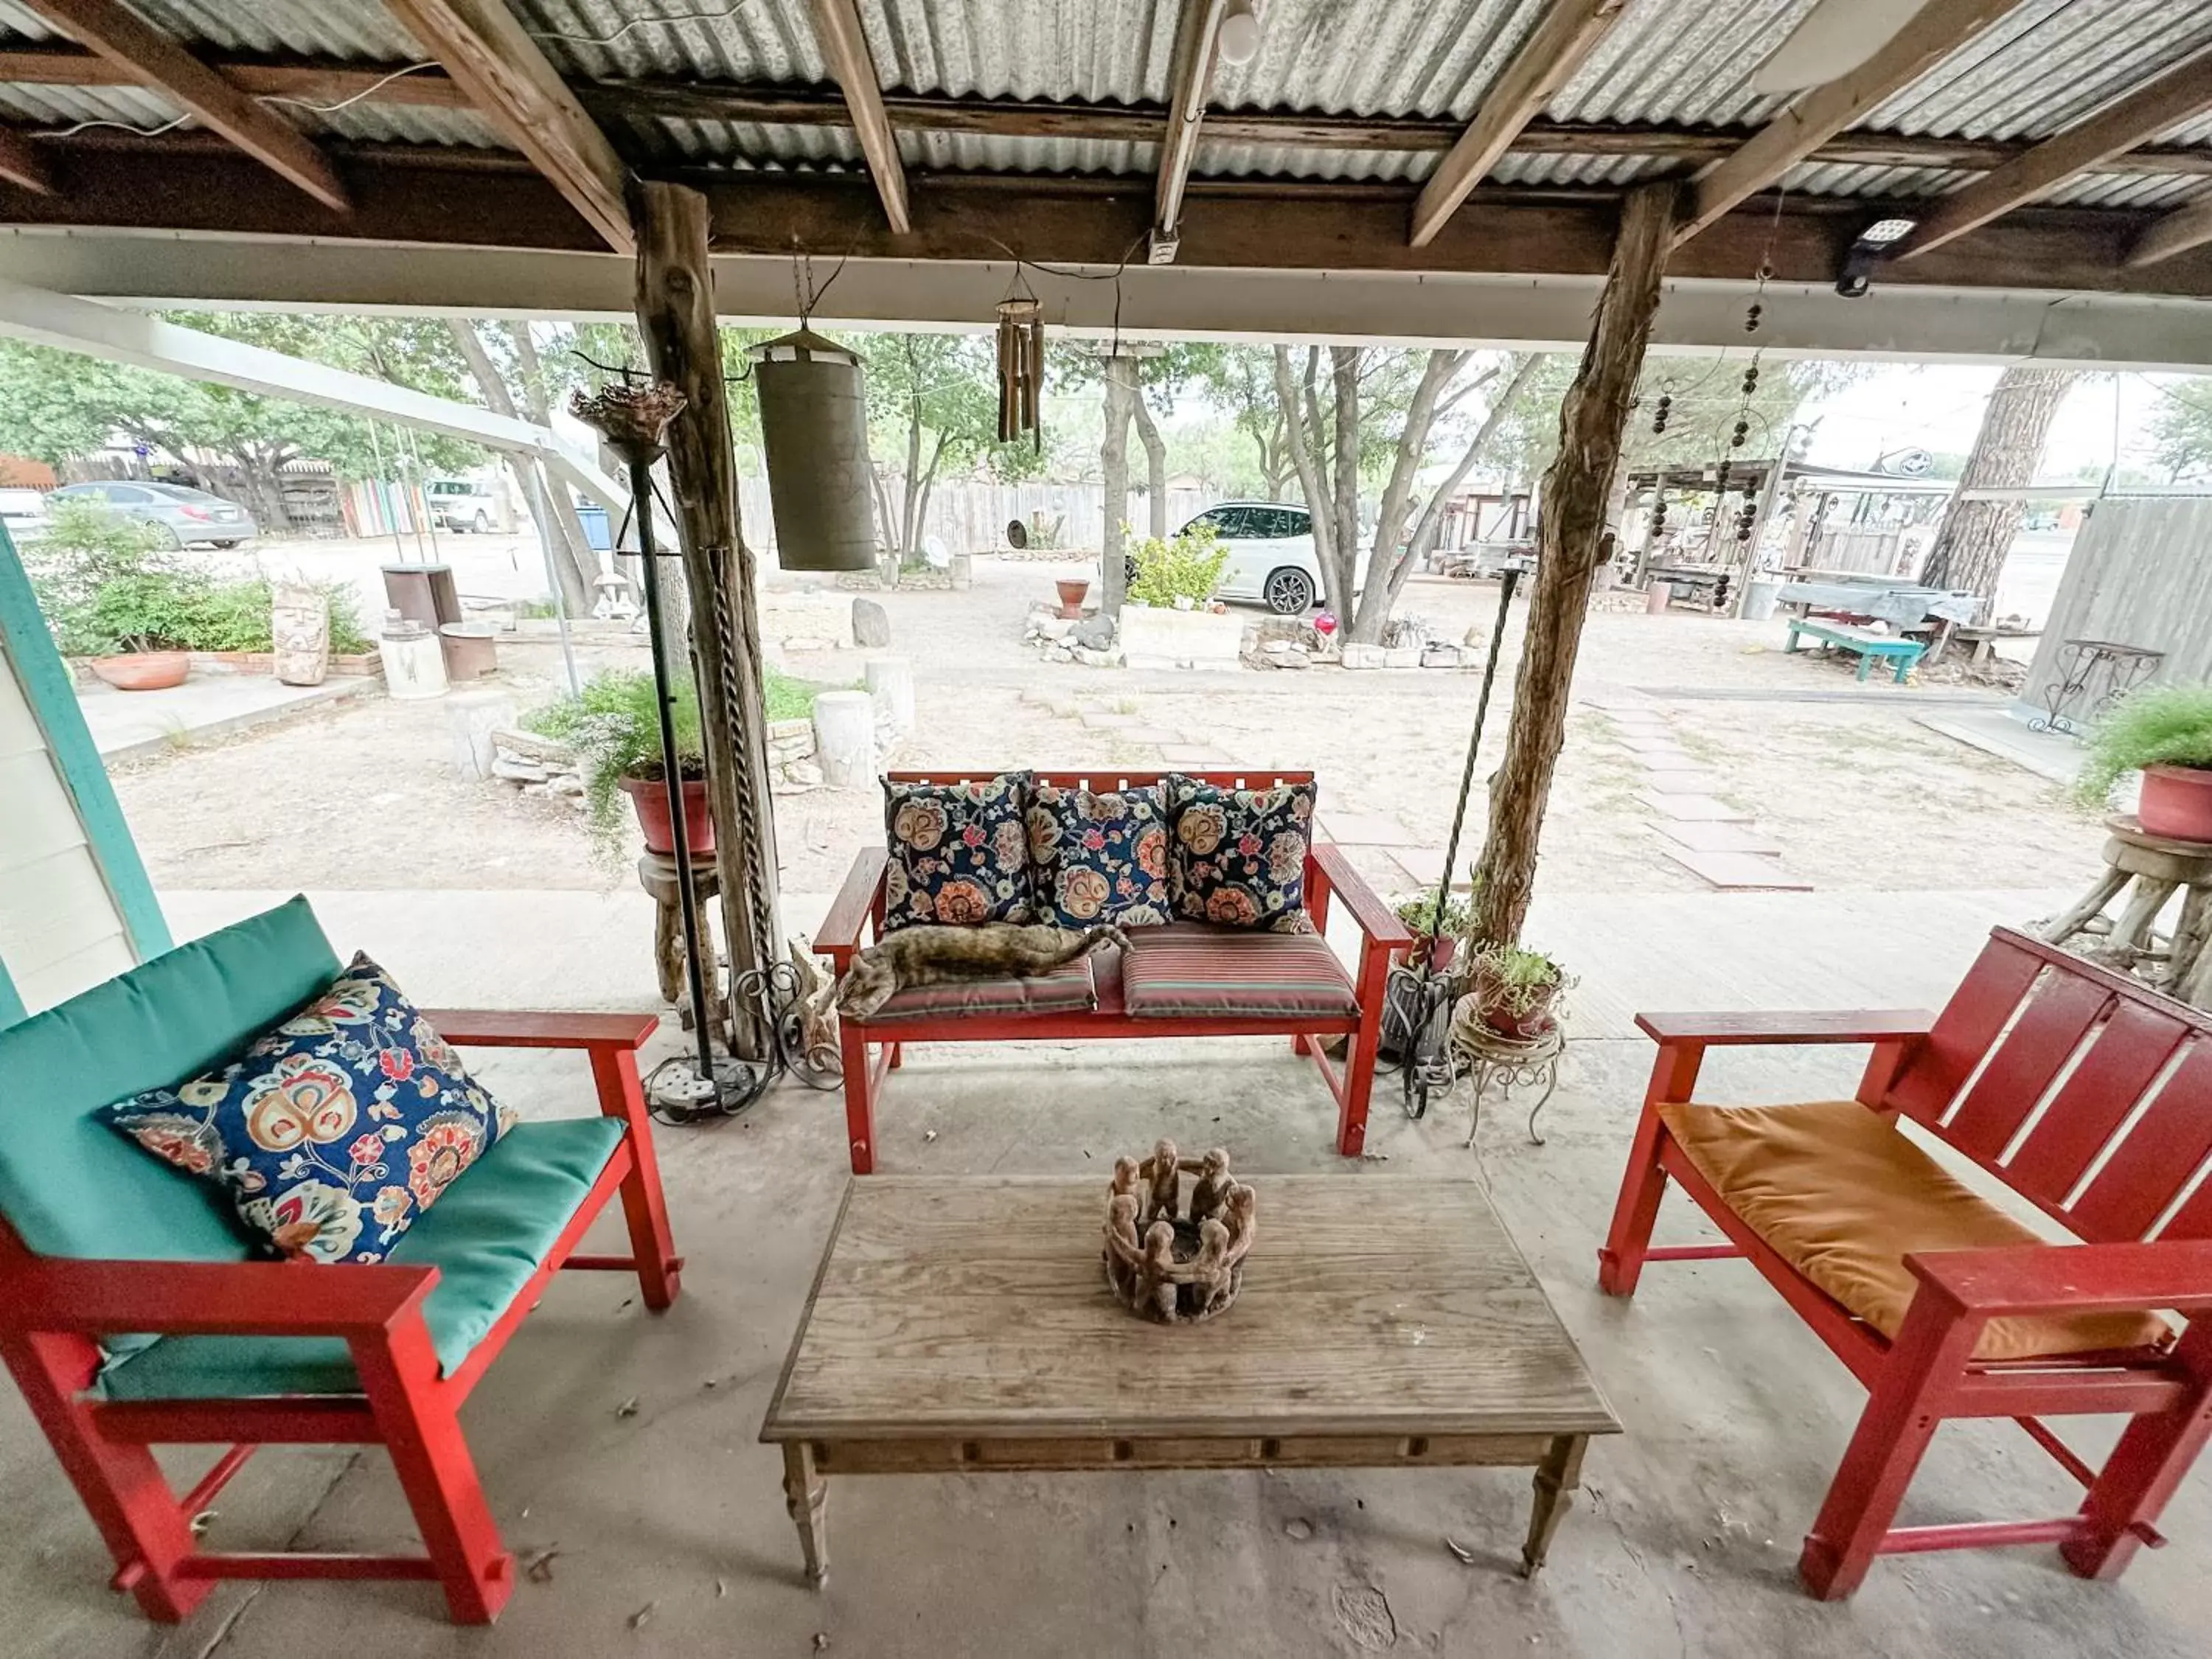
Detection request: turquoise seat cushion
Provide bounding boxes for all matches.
[0,895,340,1264]
[98,1116,624,1400]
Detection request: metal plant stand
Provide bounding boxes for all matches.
[1451,1018,1567,1148]
[2031,639,2163,736]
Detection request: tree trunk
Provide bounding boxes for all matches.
[504,321,606,592]
[1384,355,1545,617]
[900,394,925,557]
[444,319,595,612]
[1346,349,1467,642]
[1329,347,1363,613]
[631,180,781,1059]
[1471,184,1677,953]
[1101,352,1138,617]
[1271,345,1340,611]
[1919,365,2079,614]
[1130,389,1169,540]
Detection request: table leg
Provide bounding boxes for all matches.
[1526,1062,1560,1147]
[2044,865,2130,946]
[651,895,682,1005]
[782,1443,829,1586]
[1520,1433,1588,1576]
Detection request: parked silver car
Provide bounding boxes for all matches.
[49,480,257,548]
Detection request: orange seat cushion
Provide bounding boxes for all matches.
[1658,1100,2169,1362]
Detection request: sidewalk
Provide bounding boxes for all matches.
[79,671,375,762]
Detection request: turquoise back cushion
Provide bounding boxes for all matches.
[0,895,341,1262]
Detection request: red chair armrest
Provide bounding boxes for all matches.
[1310,844,1414,947]
[0,1258,439,1338]
[418,1009,658,1051]
[1907,1239,2212,1317]
[1635,1009,1936,1046]
[817,846,888,964]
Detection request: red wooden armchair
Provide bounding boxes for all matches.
[817,769,1412,1173]
[1598,925,2212,1599]
[0,900,681,1624]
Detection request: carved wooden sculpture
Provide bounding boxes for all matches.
[1100,1147,1256,1324]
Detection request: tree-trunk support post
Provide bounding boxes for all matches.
[1100,352,1137,619]
[630,178,780,1058]
[1471,181,1677,950]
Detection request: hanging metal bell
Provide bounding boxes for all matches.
[748,329,880,572]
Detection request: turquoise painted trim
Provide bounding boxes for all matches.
[0,954,24,1029]
[0,521,171,963]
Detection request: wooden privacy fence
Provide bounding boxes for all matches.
[737,479,1211,559]
[2022,496,2212,715]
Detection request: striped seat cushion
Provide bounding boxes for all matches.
[861,958,1099,1023]
[1121,923,1357,1020]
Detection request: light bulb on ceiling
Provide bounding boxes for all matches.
[1217,0,1262,67]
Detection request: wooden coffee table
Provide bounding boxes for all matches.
[761,1175,1619,1585]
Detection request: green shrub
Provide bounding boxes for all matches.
[1395,891,1475,939]
[27,498,367,656]
[1127,521,1229,608]
[2077,683,2212,806]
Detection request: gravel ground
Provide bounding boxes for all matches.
[108,554,2106,908]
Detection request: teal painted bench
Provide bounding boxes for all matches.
[0,897,681,1624]
[1784,619,1924,684]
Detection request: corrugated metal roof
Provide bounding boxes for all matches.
[1781,158,2212,211]
[0,0,2205,199]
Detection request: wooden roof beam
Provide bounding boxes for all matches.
[0,125,53,193]
[1676,0,2028,246]
[807,0,910,234]
[1153,0,1228,257]
[18,0,344,209]
[383,0,633,254]
[1409,0,1627,248]
[1902,52,2212,257]
[2129,194,2212,267]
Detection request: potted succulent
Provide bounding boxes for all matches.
[526,669,712,864]
[2077,683,2212,842]
[1465,942,1573,1040]
[1394,891,1475,970]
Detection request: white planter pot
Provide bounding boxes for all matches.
[1120,605,1243,670]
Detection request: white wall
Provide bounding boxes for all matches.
[0,641,133,1015]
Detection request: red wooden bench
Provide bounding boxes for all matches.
[1598,925,2212,1599]
[816,769,1413,1175]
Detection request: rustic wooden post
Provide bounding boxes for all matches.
[631,178,780,1057]
[1471,181,1676,950]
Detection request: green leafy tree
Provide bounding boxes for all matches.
[852,332,1044,558]
[2149,378,2212,483]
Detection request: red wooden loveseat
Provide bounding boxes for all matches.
[0,898,681,1624]
[1599,925,2212,1599]
[817,768,1413,1174]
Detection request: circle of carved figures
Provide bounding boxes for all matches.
[1102,1140,1256,1324]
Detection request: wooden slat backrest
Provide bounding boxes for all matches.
[886,770,1315,790]
[1888,928,2212,1244]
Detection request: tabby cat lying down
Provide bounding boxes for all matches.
[835,922,1128,1020]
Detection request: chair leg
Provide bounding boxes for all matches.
[590,1048,681,1311]
[2062,1324,2212,1581]
[841,1020,877,1175]
[1292,1032,1312,1056]
[350,1326,512,1625]
[1596,1110,1671,1297]
[886,1042,903,1071]
[4,1334,206,1622]
[1798,1294,1984,1601]
[1336,946,1389,1157]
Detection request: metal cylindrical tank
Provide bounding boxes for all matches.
[748,329,879,572]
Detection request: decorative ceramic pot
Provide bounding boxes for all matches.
[619,774,716,857]
[2138,763,2212,844]
[1472,960,1560,1040]
[88,651,189,691]
[1054,577,1091,620]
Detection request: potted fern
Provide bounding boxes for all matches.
[2077,683,2212,842]
[526,669,711,864]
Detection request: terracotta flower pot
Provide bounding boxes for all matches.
[619,774,715,857]
[1054,577,1091,620]
[2138,763,2212,844]
[88,651,190,691]
[1472,961,1560,1040]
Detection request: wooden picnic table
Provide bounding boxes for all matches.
[1784,617,1924,683]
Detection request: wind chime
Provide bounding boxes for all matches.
[995,297,1045,448]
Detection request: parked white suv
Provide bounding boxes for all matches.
[425,477,500,533]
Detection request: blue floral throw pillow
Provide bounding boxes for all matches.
[100,954,509,1264]
[882,772,1035,931]
[1027,782,1172,927]
[1166,774,1318,931]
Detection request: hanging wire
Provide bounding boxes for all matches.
[50,111,192,139]
[263,61,444,116]
[526,2,762,49]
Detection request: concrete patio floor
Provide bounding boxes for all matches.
[1,885,2204,1658]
